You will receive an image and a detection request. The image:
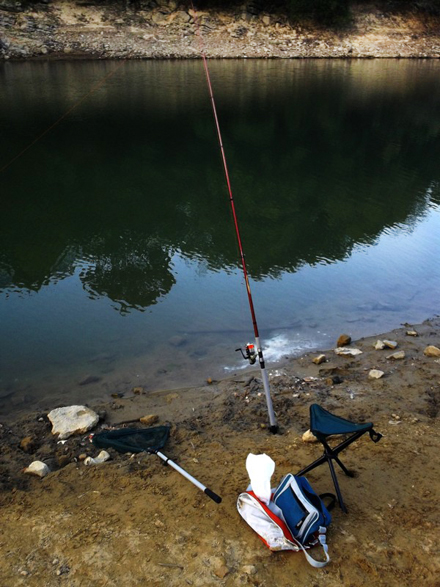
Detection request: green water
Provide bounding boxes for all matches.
[1,59,440,415]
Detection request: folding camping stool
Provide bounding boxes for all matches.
[297,404,382,513]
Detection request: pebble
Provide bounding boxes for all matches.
[84,450,110,466]
[406,330,418,337]
[387,351,405,360]
[374,340,386,350]
[302,429,318,443]
[132,387,143,394]
[56,454,71,467]
[139,414,159,426]
[242,565,257,575]
[214,564,230,579]
[337,334,351,347]
[369,369,385,379]
[424,345,440,358]
[312,354,326,365]
[383,340,398,349]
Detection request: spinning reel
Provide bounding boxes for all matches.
[236,343,257,365]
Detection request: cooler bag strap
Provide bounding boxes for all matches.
[290,527,330,568]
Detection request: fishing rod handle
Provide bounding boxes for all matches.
[204,488,222,503]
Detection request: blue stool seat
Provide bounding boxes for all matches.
[298,404,382,513]
[310,404,373,438]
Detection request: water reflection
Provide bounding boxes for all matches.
[2,61,440,311]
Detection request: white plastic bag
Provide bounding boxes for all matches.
[245,453,275,505]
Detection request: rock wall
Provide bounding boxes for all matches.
[1,0,440,59]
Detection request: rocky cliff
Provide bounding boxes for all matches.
[1,1,440,59]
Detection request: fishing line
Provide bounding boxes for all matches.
[191,3,278,432]
[0,60,126,174]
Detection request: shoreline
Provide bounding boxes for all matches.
[1,316,439,585]
[2,2,440,61]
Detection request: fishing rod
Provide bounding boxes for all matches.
[192,5,278,433]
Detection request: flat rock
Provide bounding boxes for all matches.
[369,369,385,379]
[312,354,326,365]
[334,347,362,356]
[424,345,440,358]
[302,429,318,443]
[48,405,99,440]
[337,334,351,347]
[374,340,386,350]
[23,461,50,478]
[387,351,405,360]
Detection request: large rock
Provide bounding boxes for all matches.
[47,405,99,440]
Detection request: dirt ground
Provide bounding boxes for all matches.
[1,316,439,586]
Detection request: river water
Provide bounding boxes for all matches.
[1,59,440,415]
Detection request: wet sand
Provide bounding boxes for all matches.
[0,316,439,586]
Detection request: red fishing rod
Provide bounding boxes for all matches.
[192,6,278,433]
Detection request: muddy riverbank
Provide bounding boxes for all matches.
[1,316,439,585]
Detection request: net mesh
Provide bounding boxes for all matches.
[92,426,170,454]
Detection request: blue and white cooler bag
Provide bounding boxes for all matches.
[237,473,333,568]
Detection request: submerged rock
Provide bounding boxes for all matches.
[48,405,99,440]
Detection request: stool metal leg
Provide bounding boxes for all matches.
[297,454,327,477]
[334,455,354,477]
[327,458,348,513]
